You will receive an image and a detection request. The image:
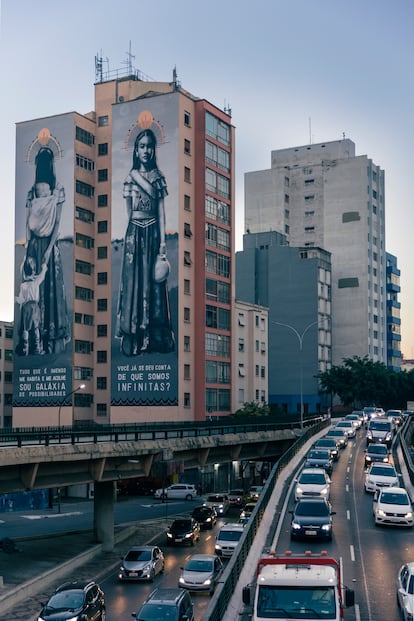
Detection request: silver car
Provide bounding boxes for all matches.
[118,545,164,581]
[397,562,414,620]
[178,553,223,594]
[154,484,197,500]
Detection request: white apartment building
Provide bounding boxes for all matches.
[232,301,268,412]
[245,139,386,366]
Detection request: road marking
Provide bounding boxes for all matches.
[346,509,350,520]
[355,603,361,620]
[21,511,82,519]
[346,483,349,492]
[350,544,355,561]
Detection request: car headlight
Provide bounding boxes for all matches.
[167,532,173,538]
[377,509,386,517]
[215,543,223,551]
[203,578,212,586]
[405,512,413,519]
[296,486,303,496]
[206,517,212,522]
[321,523,332,531]
[65,617,78,621]
[291,521,301,530]
[179,576,186,585]
[386,433,392,440]
[320,487,329,496]
[184,532,192,538]
[142,563,151,573]
[366,456,372,462]
[367,431,373,439]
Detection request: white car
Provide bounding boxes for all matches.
[248,485,263,499]
[344,413,362,429]
[294,468,331,501]
[203,493,230,515]
[154,484,197,500]
[397,562,414,620]
[373,486,413,528]
[364,463,400,493]
[214,523,245,558]
[334,420,356,438]
[178,553,223,594]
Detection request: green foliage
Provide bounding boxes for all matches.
[232,401,270,418]
[318,355,414,410]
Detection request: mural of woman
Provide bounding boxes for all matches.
[20,146,70,355]
[117,128,175,356]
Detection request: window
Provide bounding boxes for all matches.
[97,377,107,390]
[261,366,266,378]
[4,394,12,405]
[239,364,246,377]
[76,233,94,249]
[97,350,107,363]
[98,169,108,182]
[75,260,93,275]
[184,167,191,182]
[75,340,93,354]
[205,195,230,225]
[238,338,245,352]
[98,194,108,207]
[206,305,217,328]
[97,403,107,416]
[218,308,230,330]
[184,364,190,380]
[184,251,192,266]
[97,324,107,337]
[284,194,289,204]
[98,143,108,156]
[97,246,108,259]
[97,298,108,311]
[74,392,93,407]
[184,195,191,211]
[184,307,190,322]
[205,141,230,172]
[74,366,93,380]
[76,154,94,171]
[304,194,315,202]
[76,206,94,223]
[5,327,13,339]
[184,335,191,352]
[205,112,230,146]
[76,180,94,197]
[304,179,315,186]
[75,286,94,301]
[76,126,94,146]
[184,222,192,238]
[4,371,13,383]
[184,279,190,294]
[184,111,191,127]
[184,139,191,155]
[98,115,109,126]
[97,272,108,285]
[97,221,108,233]
[284,176,290,187]
[184,392,191,408]
[83,314,94,326]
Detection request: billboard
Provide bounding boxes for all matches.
[13,117,74,408]
[111,94,179,406]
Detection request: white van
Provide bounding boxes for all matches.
[214,523,245,558]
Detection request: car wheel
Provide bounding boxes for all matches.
[185,494,193,500]
[191,538,195,546]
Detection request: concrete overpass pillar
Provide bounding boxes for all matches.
[93,480,115,551]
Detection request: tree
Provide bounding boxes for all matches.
[232,401,270,418]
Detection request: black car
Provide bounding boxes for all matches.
[305,449,334,475]
[290,497,336,541]
[166,518,201,546]
[364,443,390,468]
[39,580,105,621]
[191,504,217,529]
[133,587,194,621]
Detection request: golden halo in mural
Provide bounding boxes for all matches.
[38,128,51,145]
[26,128,63,163]
[125,110,166,151]
[138,110,154,129]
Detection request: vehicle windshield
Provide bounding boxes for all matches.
[207,495,225,502]
[125,549,151,561]
[368,445,388,455]
[172,520,191,529]
[138,603,177,620]
[308,451,330,460]
[257,585,336,619]
[370,465,396,476]
[47,590,84,610]
[185,558,213,572]
[299,473,326,484]
[218,530,242,542]
[295,501,329,516]
[369,421,391,431]
[380,491,409,505]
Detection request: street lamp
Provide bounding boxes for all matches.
[58,383,85,427]
[271,320,319,430]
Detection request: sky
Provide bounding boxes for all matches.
[1,0,413,357]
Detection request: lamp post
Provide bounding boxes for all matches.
[271,320,319,430]
[58,383,85,427]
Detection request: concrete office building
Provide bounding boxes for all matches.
[236,231,332,414]
[245,139,387,367]
[386,253,402,371]
[13,60,235,427]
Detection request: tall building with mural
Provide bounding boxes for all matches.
[13,61,235,427]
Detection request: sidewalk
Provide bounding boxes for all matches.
[0,519,166,621]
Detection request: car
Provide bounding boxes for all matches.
[325,427,348,448]
[351,409,365,423]
[38,580,106,621]
[214,523,245,558]
[118,545,164,582]
[366,418,393,448]
[289,497,336,541]
[248,485,263,500]
[240,502,257,520]
[344,413,362,429]
[313,438,339,461]
[154,484,197,501]
[191,505,217,529]
[203,493,230,515]
[373,486,414,528]
[227,489,246,507]
[363,406,377,421]
[166,518,201,546]
[178,553,224,595]
[364,443,390,469]
[397,562,414,621]
[364,462,400,493]
[294,468,331,501]
[132,587,194,621]
[386,409,403,427]
[334,420,356,438]
[304,449,333,475]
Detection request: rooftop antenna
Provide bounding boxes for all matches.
[122,40,135,76]
[95,51,108,82]
[309,117,312,144]
[224,99,232,116]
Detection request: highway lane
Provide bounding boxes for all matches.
[271,425,414,620]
